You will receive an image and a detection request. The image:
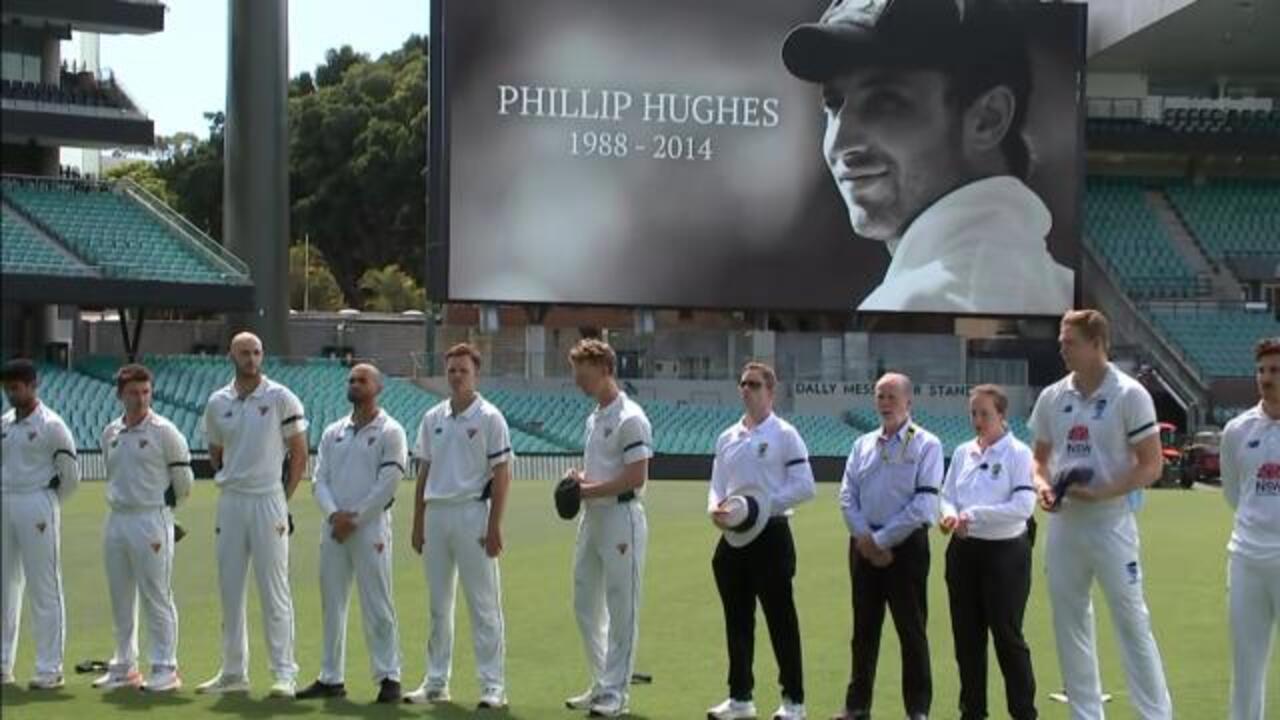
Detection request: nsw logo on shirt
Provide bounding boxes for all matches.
[1066,425,1091,458]
[1256,462,1280,496]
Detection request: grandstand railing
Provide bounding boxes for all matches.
[1081,243,1209,425]
[116,178,251,281]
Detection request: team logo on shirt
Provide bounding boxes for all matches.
[374,542,385,554]
[111,439,120,448]
[467,428,478,439]
[604,427,614,438]
[616,542,628,555]
[139,439,149,449]
[758,442,769,459]
[991,463,1002,478]
[367,436,377,447]
[434,427,443,435]
[1248,439,1261,448]
[223,410,233,419]
[1066,425,1091,458]
[1257,463,1280,496]
[275,523,287,536]
[258,405,270,416]
[1062,405,1073,413]
[27,431,37,441]
[150,542,161,553]
[36,522,46,533]
[1092,398,1108,420]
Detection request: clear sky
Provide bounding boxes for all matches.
[62,0,428,138]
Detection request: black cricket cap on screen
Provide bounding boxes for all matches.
[782,0,1034,175]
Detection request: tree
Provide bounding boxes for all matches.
[289,243,346,311]
[155,111,225,240]
[105,160,176,207]
[359,263,424,312]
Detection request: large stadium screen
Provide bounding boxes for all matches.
[429,0,1085,316]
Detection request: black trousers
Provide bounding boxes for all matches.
[945,534,1037,720]
[844,528,931,716]
[712,519,804,704]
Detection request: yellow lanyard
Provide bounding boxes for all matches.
[878,424,917,465]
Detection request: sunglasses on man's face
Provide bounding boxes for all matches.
[739,379,763,390]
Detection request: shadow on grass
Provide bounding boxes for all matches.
[99,686,196,711]
[0,685,75,707]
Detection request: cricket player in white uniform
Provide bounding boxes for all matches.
[564,339,653,718]
[0,359,80,690]
[197,332,308,698]
[95,363,192,693]
[1220,337,1280,720]
[1030,310,1172,720]
[298,363,406,704]
[406,343,512,710]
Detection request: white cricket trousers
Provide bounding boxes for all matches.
[1229,552,1280,720]
[574,500,647,699]
[103,507,179,673]
[423,500,505,690]
[1046,510,1172,720]
[0,490,64,677]
[318,510,400,684]
[215,489,297,680]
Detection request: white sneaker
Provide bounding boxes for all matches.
[143,668,182,693]
[0,671,14,686]
[195,673,249,694]
[268,677,296,699]
[708,697,758,719]
[27,673,65,690]
[565,687,599,710]
[93,669,143,690]
[589,692,629,717]
[403,683,450,704]
[771,700,806,720]
[477,685,508,709]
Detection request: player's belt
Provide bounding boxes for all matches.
[618,490,636,503]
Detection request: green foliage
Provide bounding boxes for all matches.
[288,243,346,311]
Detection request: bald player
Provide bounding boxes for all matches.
[298,364,406,704]
[1,359,80,690]
[197,332,308,698]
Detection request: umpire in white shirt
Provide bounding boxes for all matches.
[197,332,309,698]
[1220,337,1280,720]
[835,372,942,720]
[706,362,816,720]
[407,343,513,710]
[939,384,1036,720]
[1,358,80,690]
[96,364,193,694]
[299,363,406,704]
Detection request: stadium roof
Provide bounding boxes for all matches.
[1090,0,1280,75]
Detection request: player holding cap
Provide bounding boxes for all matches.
[564,339,653,718]
[1030,310,1172,720]
[298,363,406,704]
[706,362,815,720]
[939,384,1037,720]
[1,358,80,690]
[197,332,308,698]
[834,372,942,720]
[94,364,192,693]
[406,344,512,709]
[1220,337,1280,720]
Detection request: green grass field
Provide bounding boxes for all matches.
[0,480,1269,719]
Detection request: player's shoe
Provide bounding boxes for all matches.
[268,676,296,699]
[93,669,143,690]
[771,700,806,720]
[403,682,449,704]
[195,673,249,694]
[589,692,629,717]
[374,679,401,704]
[707,697,757,719]
[0,671,15,686]
[566,687,601,710]
[27,673,65,690]
[477,685,508,709]
[296,679,346,699]
[142,668,182,693]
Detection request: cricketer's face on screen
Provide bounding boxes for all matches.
[822,67,971,243]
